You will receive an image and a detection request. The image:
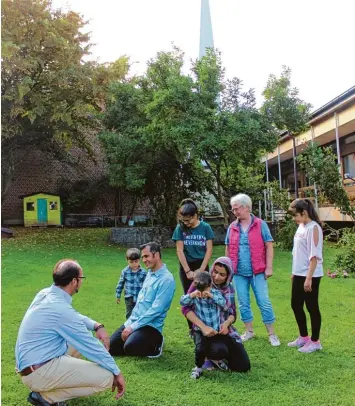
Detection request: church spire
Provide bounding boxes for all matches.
[199,0,214,59]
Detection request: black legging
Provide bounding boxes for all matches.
[291,275,322,341]
[179,259,209,331]
[109,324,163,357]
[194,330,251,372]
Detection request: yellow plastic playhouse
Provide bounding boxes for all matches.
[22,192,62,227]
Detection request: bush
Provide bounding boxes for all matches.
[334,228,355,274]
[275,216,297,251]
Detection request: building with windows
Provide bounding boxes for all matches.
[265,86,355,224]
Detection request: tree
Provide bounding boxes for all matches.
[100,48,206,226]
[1,0,129,201]
[297,143,355,221]
[191,50,278,223]
[261,66,312,134]
[100,48,279,225]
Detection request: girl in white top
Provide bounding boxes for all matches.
[288,199,323,353]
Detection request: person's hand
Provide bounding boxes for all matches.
[202,290,213,299]
[121,327,133,342]
[116,298,120,304]
[112,373,125,400]
[190,290,202,299]
[95,327,110,351]
[265,267,273,279]
[186,270,194,280]
[304,277,312,292]
[201,326,218,337]
[219,321,230,335]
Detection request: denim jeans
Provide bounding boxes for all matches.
[233,273,275,325]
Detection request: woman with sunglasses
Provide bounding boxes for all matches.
[172,199,214,336]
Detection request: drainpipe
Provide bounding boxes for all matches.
[292,133,298,198]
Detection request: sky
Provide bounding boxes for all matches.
[52,0,355,110]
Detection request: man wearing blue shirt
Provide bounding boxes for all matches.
[15,259,125,406]
[110,242,176,357]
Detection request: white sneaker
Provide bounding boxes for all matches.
[190,366,203,379]
[147,336,164,358]
[288,336,310,348]
[269,334,281,347]
[241,330,255,342]
[298,340,322,353]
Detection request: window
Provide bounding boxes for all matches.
[343,153,355,179]
[49,201,58,210]
[26,202,35,211]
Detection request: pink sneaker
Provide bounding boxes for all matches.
[298,340,322,353]
[287,336,310,348]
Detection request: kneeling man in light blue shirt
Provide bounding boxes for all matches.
[110,242,176,358]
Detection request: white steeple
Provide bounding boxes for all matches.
[199,0,214,59]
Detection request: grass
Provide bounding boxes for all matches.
[2,228,355,406]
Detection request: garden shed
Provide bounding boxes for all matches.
[21,192,62,227]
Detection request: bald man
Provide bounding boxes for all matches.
[15,259,125,406]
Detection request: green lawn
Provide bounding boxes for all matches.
[2,228,355,406]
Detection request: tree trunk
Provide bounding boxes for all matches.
[1,150,15,205]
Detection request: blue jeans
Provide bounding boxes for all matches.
[233,274,276,325]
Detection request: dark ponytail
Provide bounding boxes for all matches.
[293,199,322,227]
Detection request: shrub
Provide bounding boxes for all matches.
[334,228,355,274]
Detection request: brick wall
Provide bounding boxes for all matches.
[2,136,150,224]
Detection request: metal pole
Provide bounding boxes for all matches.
[277,145,282,188]
[292,135,298,198]
[263,189,267,220]
[334,113,345,221]
[265,155,269,184]
[334,113,342,175]
[311,126,319,212]
[258,200,262,219]
[270,188,275,222]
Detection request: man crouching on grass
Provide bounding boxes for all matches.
[15,259,125,406]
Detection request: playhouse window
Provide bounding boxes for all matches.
[49,201,58,210]
[26,202,35,211]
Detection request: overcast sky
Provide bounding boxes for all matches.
[53,0,355,109]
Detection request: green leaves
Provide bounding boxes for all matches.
[297,142,355,220]
[100,47,279,224]
[1,0,129,200]
[261,66,312,135]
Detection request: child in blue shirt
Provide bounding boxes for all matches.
[116,248,147,319]
[180,271,227,379]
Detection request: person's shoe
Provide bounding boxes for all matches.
[210,359,229,371]
[190,366,203,379]
[298,340,322,353]
[288,336,310,348]
[28,392,51,406]
[202,360,215,370]
[241,330,255,342]
[269,334,281,347]
[28,392,67,406]
[147,336,164,358]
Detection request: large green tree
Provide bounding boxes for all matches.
[1,0,129,201]
[100,48,279,225]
